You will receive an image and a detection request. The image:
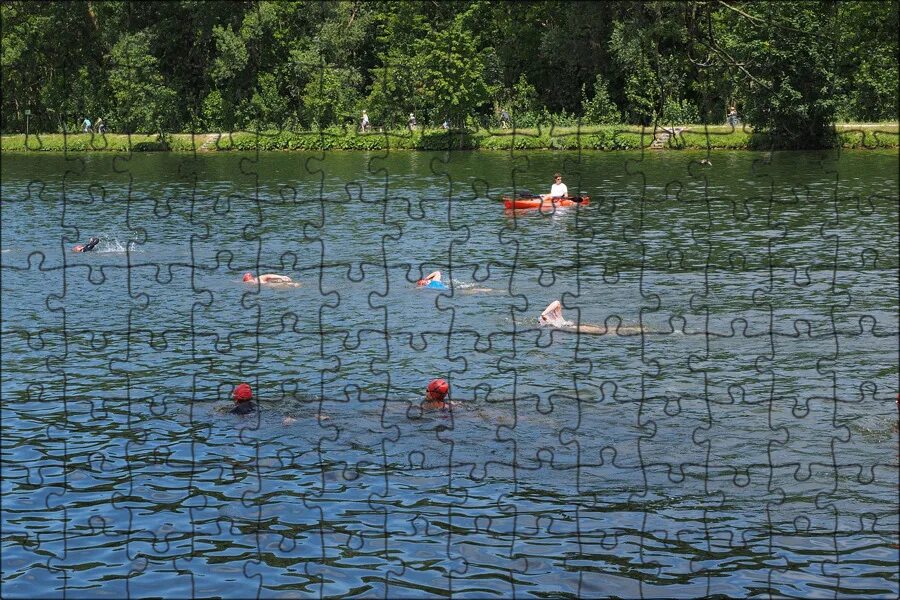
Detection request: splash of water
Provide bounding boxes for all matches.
[96,238,140,253]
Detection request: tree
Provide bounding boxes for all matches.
[706,1,843,147]
[208,24,249,129]
[413,10,492,125]
[609,21,657,125]
[364,3,429,128]
[302,64,361,129]
[581,74,620,124]
[507,74,539,123]
[107,31,176,133]
[1,0,896,139]
[835,1,898,121]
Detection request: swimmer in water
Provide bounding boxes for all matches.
[242,272,298,286]
[540,300,576,328]
[540,300,646,335]
[72,237,100,252]
[231,382,256,415]
[417,270,448,290]
[421,378,452,411]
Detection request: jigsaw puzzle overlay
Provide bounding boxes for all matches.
[4,143,898,598]
[2,2,899,599]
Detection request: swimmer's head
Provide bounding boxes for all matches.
[233,383,253,403]
[242,273,254,282]
[426,378,449,401]
[416,279,427,287]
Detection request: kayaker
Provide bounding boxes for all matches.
[242,272,298,285]
[548,173,568,198]
[417,270,448,290]
[72,237,100,252]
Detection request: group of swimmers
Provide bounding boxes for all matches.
[227,376,453,417]
[78,172,611,417]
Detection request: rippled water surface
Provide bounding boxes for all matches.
[2,149,898,598]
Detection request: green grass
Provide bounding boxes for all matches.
[3,123,897,152]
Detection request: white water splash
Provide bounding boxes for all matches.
[96,238,140,253]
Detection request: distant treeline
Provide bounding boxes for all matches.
[2,1,897,147]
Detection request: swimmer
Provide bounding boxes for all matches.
[540,300,646,335]
[231,382,256,415]
[72,237,100,252]
[416,270,448,290]
[539,300,576,329]
[422,378,452,411]
[242,272,298,286]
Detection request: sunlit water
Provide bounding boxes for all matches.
[2,149,898,598]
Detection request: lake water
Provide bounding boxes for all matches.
[2,149,898,598]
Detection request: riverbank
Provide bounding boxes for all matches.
[2,123,897,153]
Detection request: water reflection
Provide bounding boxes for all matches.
[2,150,897,598]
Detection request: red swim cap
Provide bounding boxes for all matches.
[233,383,252,403]
[416,279,427,287]
[243,273,254,282]
[427,378,449,399]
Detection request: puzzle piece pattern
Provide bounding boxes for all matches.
[2,69,898,598]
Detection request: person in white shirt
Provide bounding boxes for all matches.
[548,173,568,198]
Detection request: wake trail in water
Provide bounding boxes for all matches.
[94,238,140,253]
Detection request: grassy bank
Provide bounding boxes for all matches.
[2,124,897,153]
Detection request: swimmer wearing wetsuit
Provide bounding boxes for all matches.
[231,382,256,415]
[417,270,448,290]
[243,272,297,285]
[72,237,100,252]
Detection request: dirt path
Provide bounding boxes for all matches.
[198,133,219,152]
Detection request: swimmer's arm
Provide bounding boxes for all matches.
[540,300,561,321]
[259,274,297,284]
[567,323,646,335]
[573,324,608,335]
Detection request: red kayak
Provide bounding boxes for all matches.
[503,195,590,210]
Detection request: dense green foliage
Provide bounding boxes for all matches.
[5,124,896,153]
[2,1,897,148]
